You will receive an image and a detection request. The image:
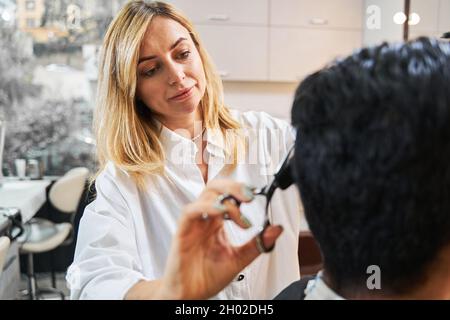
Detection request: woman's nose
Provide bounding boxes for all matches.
[167,62,185,86]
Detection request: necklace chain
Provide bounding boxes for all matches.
[191,127,206,141]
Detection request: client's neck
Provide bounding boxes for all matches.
[322,246,450,300]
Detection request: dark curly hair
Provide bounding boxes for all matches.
[291,37,450,294]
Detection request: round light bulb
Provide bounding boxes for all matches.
[393,12,407,25]
[408,12,421,25]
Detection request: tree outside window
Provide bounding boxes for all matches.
[26,18,35,28]
[0,0,128,177]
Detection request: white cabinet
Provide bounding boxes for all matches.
[409,0,439,35]
[269,0,363,82]
[270,28,362,82]
[409,30,443,40]
[165,0,269,81]
[165,0,269,26]
[165,0,364,82]
[438,0,450,32]
[197,25,269,81]
[270,0,363,29]
[408,0,449,38]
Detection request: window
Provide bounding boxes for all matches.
[26,0,36,11]
[1,0,125,177]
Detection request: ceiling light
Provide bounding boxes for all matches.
[393,12,407,25]
[408,12,421,25]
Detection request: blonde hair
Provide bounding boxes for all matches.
[94,1,243,188]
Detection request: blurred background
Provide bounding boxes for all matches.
[0,0,449,177]
[0,0,125,177]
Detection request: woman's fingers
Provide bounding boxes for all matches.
[179,199,250,233]
[181,201,227,222]
[203,179,255,204]
[218,197,253,229]
[234,225,284,270]
[201,179,255,229]
[182,179,255,230]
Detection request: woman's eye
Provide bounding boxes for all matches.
[178,50,190,59]
[144,67,158,77]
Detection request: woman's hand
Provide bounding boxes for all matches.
[160,179,284,300]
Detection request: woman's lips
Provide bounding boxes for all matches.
[169,86,194,101]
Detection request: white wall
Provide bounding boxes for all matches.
[224,0,408,121]
[223,82,298,122]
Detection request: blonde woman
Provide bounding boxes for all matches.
[67,0,302,300]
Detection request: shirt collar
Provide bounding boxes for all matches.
[204,128,226,159]
[156,120,226,163]
[304,271,345,300]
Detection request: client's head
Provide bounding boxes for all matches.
[291,37,450,299]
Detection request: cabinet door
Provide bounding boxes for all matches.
[438,0,450,32]
[270,28,362,82]
[409,30,443,40]
[197,25,269,81]
[270,0,363,29]
[165,0,269,26]
[409,0,439,34]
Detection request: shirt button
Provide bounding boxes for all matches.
[237,274,245,281]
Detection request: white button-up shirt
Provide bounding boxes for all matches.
[67,110,304,300]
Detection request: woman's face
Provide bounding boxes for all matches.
[136,17,206,124]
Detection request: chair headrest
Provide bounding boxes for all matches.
[49,167,90,213]
[0,236,11,277]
